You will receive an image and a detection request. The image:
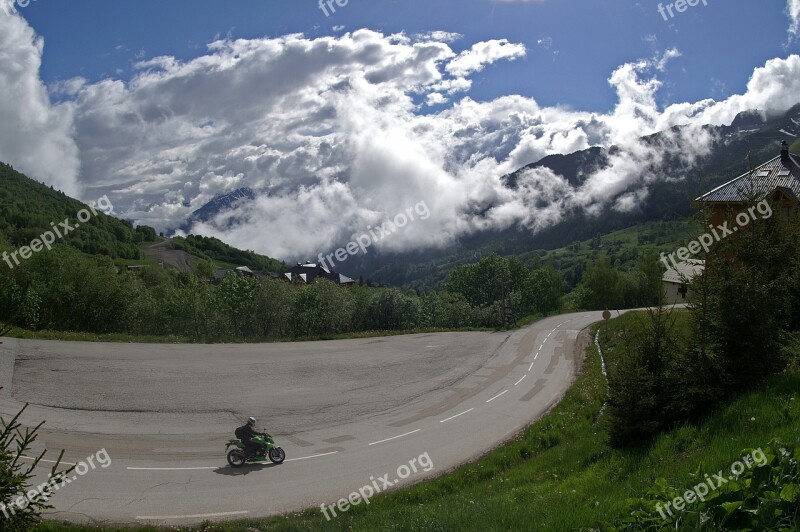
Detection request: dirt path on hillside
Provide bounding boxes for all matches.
[141,240,195,272]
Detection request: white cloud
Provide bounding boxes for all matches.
[789,0,800,40]
[0,13,80,196]
[445,39,527,77]
[1,17,799,262]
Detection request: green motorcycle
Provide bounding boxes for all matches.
[226,434,286,467]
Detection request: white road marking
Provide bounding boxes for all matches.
[515,374,527,386]
[439,408,474,423]
[486,390,508,403]
[128,466,219,471]
[136,511,248,520]
[19,455,77,466]
[368,429,421,446]
[285,451,339,462]
[127,451,339,471]
[528,362,534,371]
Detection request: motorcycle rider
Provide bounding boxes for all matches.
[235,417,269,459]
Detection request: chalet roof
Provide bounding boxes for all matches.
[284,262,356,285]
[696,153,800,203]
[663,259,705,284]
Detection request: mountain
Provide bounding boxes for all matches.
[177,105,800,290]
[182,187,255,231]
[347,104,800,290]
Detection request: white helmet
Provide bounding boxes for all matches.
[247,417,256,426]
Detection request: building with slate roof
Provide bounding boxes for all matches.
[283,261,356,286]
[697,141,800,226]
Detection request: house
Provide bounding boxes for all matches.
[213,265,263,284]
[696,141,800,224]
[662,259,704,304]
[283,261,356,286]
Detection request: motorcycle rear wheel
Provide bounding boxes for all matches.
[227,449,247,468]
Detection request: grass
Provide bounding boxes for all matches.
[34,311,800,531]
[791,138,800,156]
[0,312,548,344]
[0,325,497,344]
[1,326,191,343]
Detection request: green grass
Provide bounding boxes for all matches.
[1,326,191,344]
[537,219,701,270]
[791,139,800,156]
[0,325,496,344]
[35,311,800,531]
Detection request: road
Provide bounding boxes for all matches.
[0,311,608,525]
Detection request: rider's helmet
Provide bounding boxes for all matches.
[247,417,256,427]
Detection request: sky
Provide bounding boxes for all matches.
[1,0,800,260]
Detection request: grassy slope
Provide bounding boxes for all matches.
[36,311,800,531]
[0,162,283,275]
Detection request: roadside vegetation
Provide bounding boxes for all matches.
[0,244,567,342]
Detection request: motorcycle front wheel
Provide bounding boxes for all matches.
[227,449,247,468]
[269,447,286,464]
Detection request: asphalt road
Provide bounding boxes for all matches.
[0,311,607,525]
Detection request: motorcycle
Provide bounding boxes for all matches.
[226,433,286,467]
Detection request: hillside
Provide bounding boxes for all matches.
[0,163,284,275]
[0,162,151,261]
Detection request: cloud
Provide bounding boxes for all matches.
[1,17,799,262]
[0,13,80,196]
[789,0,800,40]
[445,39,526,77]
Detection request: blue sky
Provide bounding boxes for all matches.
[22,0,797,112]
[2,1,800,259]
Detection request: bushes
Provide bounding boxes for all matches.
[0,248,505,342]
[606,199,800,448]
[443,254,564,323]
[606,308,688,447]
[616,442,800,530]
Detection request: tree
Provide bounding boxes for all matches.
[634,250,665,307]
[195,259,217,281]
[1,396,70,531]
[578,256,623,310]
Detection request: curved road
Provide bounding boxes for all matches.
[0,311,607,525]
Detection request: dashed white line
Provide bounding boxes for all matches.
[368,429,421,446]
[528,361,534,371]
[285,451,339,462]
[515,374,527,386]
[127,466,219,471]
[439,408,474,423]
[136,511,248,520]
[127,451,340,471]
[486,390,509,403]
[19,455,77,466]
